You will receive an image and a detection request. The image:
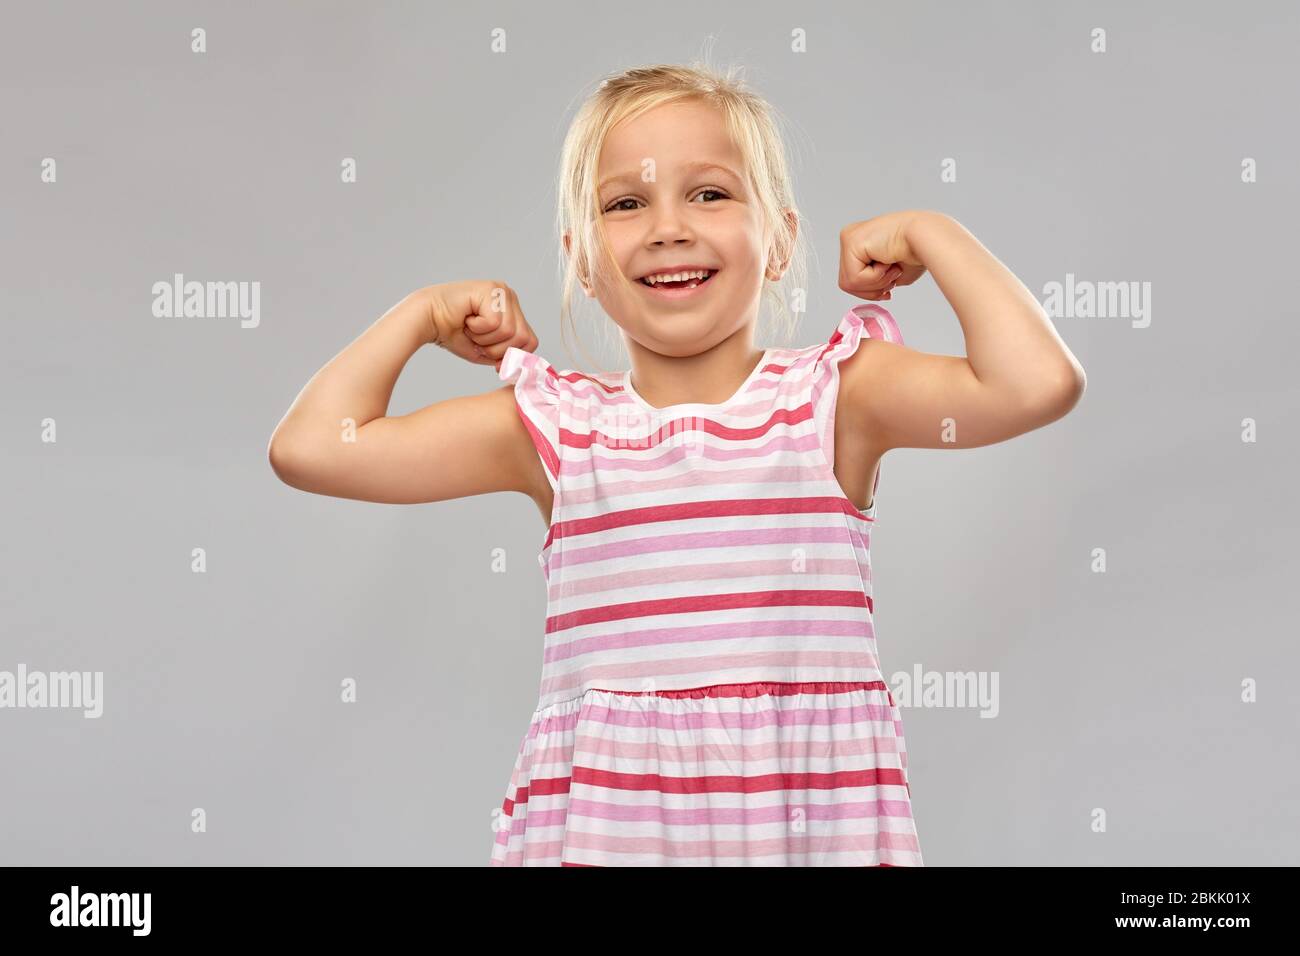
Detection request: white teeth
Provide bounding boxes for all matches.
[642,269,712,285]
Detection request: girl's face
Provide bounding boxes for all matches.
[584,100,775,357]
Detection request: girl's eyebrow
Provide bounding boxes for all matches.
[599,160,742,192]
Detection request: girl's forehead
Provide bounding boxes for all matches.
[599,133,744,183]
[601,101,734,153]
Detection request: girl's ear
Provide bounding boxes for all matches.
[563,231,595,296]
[765,206,799,281]
[766,245,790,281]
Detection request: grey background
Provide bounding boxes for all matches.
[2,1,1297,866]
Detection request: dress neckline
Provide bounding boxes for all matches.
[622,348,773,413]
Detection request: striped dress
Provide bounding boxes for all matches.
[490,304,923,866]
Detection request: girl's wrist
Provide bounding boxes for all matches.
[903,210,961,262]
[406,286,452,347]
[903,208,950,239]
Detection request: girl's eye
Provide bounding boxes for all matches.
[603,188,729,213]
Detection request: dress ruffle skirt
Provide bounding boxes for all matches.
[490,679,923,867]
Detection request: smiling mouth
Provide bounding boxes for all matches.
[637,270,716,290]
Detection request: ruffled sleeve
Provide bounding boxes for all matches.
[498,346,562,493]
[811,304,905,504]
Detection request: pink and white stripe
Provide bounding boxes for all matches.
[490,305,923,866]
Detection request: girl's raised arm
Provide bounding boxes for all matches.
[266,282,550,512]
[838,211,1087,452]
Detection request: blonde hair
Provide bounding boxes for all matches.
[555,57,809,369]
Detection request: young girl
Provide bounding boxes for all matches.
[269,64,1085,867]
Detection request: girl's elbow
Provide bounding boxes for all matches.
[268,429,317,488]
[1059,362,1087,410]
[1027,364,1086,420]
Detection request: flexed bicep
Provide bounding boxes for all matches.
[841,338,1079,451]
[270,384,545,505]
